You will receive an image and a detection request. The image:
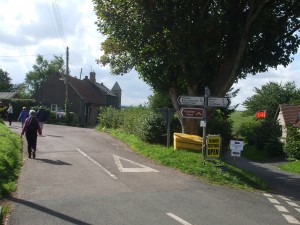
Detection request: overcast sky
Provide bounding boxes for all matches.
[0,0,299,111]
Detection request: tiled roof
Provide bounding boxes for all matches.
[277,104,300,126]
[0,92,19,99]
[67,76,105,104]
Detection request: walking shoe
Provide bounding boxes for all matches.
[32,150,36,159]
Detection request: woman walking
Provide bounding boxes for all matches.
[21,110,42,159]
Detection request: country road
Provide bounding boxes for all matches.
[6,123,300,225]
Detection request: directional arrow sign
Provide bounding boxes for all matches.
[180,107,204,119]
[178,96,204,106]
[208,97,231,107]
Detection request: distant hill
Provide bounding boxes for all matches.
[230,111,254,135]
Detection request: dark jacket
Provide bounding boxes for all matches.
[36,108,47,122]
[21,116,42,136]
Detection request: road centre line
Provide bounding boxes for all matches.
[76,148,117,180]
[166,213,192,225]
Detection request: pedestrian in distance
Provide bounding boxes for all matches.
[36,106,48,132]
[18,107,29,128]
[7,103,13,125]
[21,110,42,159]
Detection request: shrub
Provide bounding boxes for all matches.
[284,126,300,159]
[239,120,260,145]
[97,106,122,129]
[136,112,166,144]
[0,124,22,197]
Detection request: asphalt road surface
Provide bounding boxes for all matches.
[6,123,300,225]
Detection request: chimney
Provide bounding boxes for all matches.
[90,71,96,82]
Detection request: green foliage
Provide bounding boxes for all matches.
[136,112,166,144]
[207,109,233,152]
[240,120,261,145]
[240,119,283,157]
[241,145,270,161]
[0,123,22,198]
[279,160,300,174]
[25,55,65,95]
[147,90,173,110]
[230,111,254,136]
[243,81,300,118]
[284,126,300,159]
[93,0,300,100]
[0,68,13,92]
[98,106,123,129]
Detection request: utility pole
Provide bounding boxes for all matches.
[65,46,70,122]
[66,46,69,101]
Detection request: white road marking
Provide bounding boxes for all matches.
[111,143,120,147]
[295,208,300,213]
[166,213,192,225]
[264,193,273,198]
[274,205,289,213]
[282,214,300,224]
[287,202,300,207]
[113,155,159,173]
[76,149,117,180]
[278,195,290,201]
[268,198,280,204]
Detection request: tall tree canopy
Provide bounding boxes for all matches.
[243,81,300,119]
[93,0,300,134]
[25,55,65,95]
[0,69,13,92]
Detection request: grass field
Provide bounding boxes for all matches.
[230,111,255,136]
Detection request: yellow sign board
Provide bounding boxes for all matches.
[206,135,221,159]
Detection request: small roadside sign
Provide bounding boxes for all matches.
[206,135,221,159]
[180,108,204,119]
[230,140,244,151]
[177,96,204,106]
[230,140,244,157]
[208,97,231,107]
[231,150,241,157]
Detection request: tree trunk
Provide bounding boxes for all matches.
[169,81,200,135]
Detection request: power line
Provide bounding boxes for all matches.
[0,53,65,58]
[47,0,66,46]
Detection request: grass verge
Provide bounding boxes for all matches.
[279,160,300,174]
[0,122,23,225]
[102,128,267,191]
[241,145,270,161]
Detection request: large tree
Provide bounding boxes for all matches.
[92,0,300,134]
[243,81,300,119]
[25,55,65,95]
[0,69,13,92]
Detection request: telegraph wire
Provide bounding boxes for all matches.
[0,53,65,58]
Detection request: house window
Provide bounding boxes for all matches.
[51,104,64,112]
[51,104,57,112]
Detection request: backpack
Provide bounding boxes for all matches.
[26,117,38,134]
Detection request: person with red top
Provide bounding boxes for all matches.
[21,110,42,159]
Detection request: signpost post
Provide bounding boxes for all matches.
[178,87,231,161]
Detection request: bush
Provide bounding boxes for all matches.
[0,123,22,197]
[206,109,233,154]
[97,106,122,129]
[284,126,300,159]
[240,120,260,145]
[136,112,166,144]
